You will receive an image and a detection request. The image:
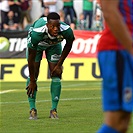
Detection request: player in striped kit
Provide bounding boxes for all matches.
[97,0,133,133]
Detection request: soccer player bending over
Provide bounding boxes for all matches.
[26,12,75,119]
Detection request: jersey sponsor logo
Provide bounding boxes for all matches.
[57,35,64,42]
[38,35,64,46]
[51,54,61,61]
[38,41,51,46]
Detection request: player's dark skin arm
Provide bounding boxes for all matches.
[27,48,37,97]
[51,40,73,77]
[58,40,73,66]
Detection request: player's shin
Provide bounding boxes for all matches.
[50,77,61,110]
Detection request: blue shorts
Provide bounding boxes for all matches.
[98,50,133,112]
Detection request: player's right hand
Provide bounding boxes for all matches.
[26,81,37,98]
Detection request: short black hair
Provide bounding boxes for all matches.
[47,12,60,21]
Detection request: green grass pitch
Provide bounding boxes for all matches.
[0,81,133,133]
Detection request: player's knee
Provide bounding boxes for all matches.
[119,119,129,133]
[114,117,130,133]
[118,124,128,133]
[120,113,131,132]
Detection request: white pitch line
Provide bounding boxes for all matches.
[45,82,101,88]
[0,82,101,94]
[0,90,17,94]
[0,87,100,94]
[0,97,101,105]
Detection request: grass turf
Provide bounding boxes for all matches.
[0,81,133,133]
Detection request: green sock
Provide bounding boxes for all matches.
[28,91,37,110]
[26,77,30,86]
[50,77,61,110]
[26,77,37,110]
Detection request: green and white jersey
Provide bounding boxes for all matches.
[27,17,75,50]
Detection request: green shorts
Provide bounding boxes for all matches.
[26,43,62,63]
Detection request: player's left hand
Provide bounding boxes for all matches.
[51,66,63,77]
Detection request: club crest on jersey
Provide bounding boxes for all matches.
[124,87,132,102]
[57,35,64,42]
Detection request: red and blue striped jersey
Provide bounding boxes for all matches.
[97,0,133,51]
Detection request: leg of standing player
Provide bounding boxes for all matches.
[45,43,62,119]
[26,49,43,120]
[26,61,41,120]
[97,51,133,133]
[48,62,61,119]
[26,62,41,111]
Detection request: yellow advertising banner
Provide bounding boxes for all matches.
[0,58,101,82]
